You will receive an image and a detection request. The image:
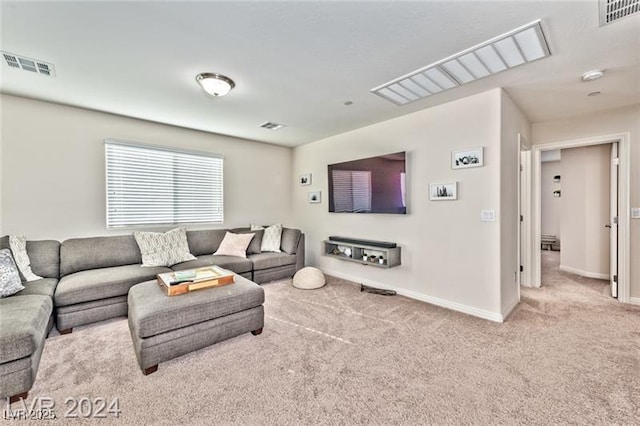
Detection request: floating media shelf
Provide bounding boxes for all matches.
[323,239,401,269]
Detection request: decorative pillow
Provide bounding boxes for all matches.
[9,235,42,282]
[231,228,264,254]
[0,249,25,297]
[213,232,255,258]
[251,224,283,253]
[133,227,196,267]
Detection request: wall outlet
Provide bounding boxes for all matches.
[481,210,496,222]
[631,208,640,219]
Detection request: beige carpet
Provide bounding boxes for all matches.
[4,252,640,424]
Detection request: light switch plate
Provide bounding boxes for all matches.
[481,210,496,222]
[631,208,640,219]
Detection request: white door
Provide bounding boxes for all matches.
[609,143,619,298]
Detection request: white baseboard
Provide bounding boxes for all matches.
[501,296,520,320]
[559,264,609,280]
[629,297,640,306]
[320,268,505,323]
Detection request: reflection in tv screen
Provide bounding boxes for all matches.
[328,152,406,214]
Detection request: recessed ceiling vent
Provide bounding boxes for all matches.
[371,20,550,106]
[599,0,640,26]
[260,121,286,130]
[1,51,55,77]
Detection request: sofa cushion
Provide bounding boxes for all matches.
[171,255,252,274]
[60,235,142,277]
[0,295,52,364]
[134,227,196,267]
[12,278,58,298]
[280,228,302,255]
[128,276,264,339]
[55,264,171,307]
[0,249,24,297]
[249,252,297,271]
[213,232,254,258]
[1,237,60,279]
[230,228,263,254]
[186,229,228,256]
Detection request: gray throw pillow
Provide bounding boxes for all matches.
[0,249,25,297]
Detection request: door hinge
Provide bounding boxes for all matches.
[520,265,524,272]
[612,216,618,224]
[613,275,618,283]
[520,215,524,222]
[613,157,619,166]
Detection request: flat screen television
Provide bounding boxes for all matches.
[328,151,406,214]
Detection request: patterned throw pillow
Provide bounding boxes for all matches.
[0,249,25,297]
[133,227,197,267]
[250,224,283,253]
[9,235,42,282]
[213,232,255,258]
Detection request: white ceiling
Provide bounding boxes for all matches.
[1,1,638,147]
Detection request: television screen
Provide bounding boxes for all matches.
[328,152,406,214]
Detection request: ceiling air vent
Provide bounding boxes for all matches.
[600,0,640,26]
[260,121,286,130]
[1,51,55,77]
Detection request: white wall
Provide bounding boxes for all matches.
[500,91,531,317]
[0,94,293,240]
[532,104,640,298]
[541,161,561,242]
[292,89,506,319]
[560,145,610,278]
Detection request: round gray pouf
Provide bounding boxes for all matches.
[292,267,326,289]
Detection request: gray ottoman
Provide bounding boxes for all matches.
[128,275,264,375]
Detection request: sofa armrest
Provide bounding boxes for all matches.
[295,234,305,272]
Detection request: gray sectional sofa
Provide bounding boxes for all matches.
[0,227,304,402]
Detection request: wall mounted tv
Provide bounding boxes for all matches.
[328,151,406,214]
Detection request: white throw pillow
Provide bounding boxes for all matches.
[0,249,24,297]
[133,227,196,267]
[250,224,282,253]
[9,235,42,282]
[213,232,255,258]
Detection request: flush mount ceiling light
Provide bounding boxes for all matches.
[371,20,551,106]
[196,73,235,97]
[581,70,604,81]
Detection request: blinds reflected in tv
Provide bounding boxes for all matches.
[105,140,223,228]
[331,170,372,213]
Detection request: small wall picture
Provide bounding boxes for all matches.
[452,147,483,169]
[299,173,312,186]
[430,182,458,201]
[308,191,321,203]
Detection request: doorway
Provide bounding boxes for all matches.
[522,132,630,303]
[539,144,616,293]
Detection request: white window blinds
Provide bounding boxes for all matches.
[332,170,372,213]
[105,140,223,228]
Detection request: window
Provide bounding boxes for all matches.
[331,170,372,212]
[105,140,223,228]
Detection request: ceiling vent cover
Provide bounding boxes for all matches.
[1,51,55,77]
[600,0,640,26]
[260,121,286,130]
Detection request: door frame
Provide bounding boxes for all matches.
[529,132,630,302]
[518,134,532,289]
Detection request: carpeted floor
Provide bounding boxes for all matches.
[4,251,639,424]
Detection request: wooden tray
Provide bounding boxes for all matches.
[157,266,235,296]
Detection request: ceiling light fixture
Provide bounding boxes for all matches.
[260,121,286,130]
[581,70,604,81]
[371,20,551,106]
[196,73,235,97]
